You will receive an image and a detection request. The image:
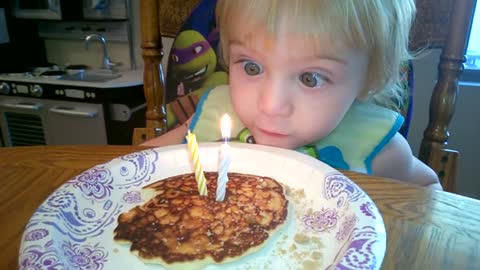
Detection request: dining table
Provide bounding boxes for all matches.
[1,145,479,270]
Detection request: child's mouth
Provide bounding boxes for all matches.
[258,128,288,138]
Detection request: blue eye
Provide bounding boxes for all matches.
[243,61,263,76]
[300,72,326,88]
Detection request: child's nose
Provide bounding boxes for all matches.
[258,80,293,117]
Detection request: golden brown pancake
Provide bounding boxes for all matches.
[114,172,289,268]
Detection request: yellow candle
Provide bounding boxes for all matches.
[185,130,208,196]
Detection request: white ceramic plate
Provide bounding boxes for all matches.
[19,143,386,269]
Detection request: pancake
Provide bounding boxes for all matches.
[113,172,289,269]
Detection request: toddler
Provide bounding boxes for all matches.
[143,0,442,190]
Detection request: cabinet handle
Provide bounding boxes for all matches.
[0,103,43,111]
[49,107,97,118]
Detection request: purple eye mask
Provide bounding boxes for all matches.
[171,40,212,64]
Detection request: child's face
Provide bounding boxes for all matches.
[228,29,369,149]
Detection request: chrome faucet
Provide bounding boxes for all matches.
[84,34,117,71]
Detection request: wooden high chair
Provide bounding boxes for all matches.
[410,0,476,192]
[133,0,477,193]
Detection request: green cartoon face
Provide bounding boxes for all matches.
[170,30,217,87]
[237,128,256,144]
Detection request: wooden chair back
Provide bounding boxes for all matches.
[410,0,476,192]
[132,0,200,144]
[133,0,477,192]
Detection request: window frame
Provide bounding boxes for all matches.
[461,1,479,83]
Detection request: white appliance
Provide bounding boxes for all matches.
[0,69,145,146]
[0,95,107,145]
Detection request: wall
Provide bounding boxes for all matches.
[44,0,145,71]
[131,0,173,71]
[42,0,174,73]
[44,40,132,70]
[37,1,172,79]
[409,49,480,199]
[0,12,47,72]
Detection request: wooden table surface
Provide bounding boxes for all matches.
[1,145,479,270]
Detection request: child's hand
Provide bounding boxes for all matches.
[141,118,192,147]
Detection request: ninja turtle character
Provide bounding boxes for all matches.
[169,30,227,99]
[236,128,256,144]
[234,128,316,156]
[215,128,256,144]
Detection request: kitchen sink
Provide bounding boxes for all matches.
[59,70,121,82]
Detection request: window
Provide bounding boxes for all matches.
[464,2,480,82]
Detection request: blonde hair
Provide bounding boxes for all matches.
[216,0,416,111]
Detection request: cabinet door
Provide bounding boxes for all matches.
[44,101,108,145]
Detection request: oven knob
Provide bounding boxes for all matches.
[0,82,10,94]
[31,85,43,97]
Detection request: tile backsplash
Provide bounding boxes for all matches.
[39,0,173,73]
[44,39,132,71]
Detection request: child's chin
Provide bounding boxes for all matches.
[254,137,298,150]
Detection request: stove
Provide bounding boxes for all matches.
[0,65,145,146]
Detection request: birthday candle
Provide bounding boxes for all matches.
[216,114,232,202]
[185,130,208,196]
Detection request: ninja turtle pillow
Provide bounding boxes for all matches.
[165,0,227,104]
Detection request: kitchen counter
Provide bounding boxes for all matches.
[0,69,143,89]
